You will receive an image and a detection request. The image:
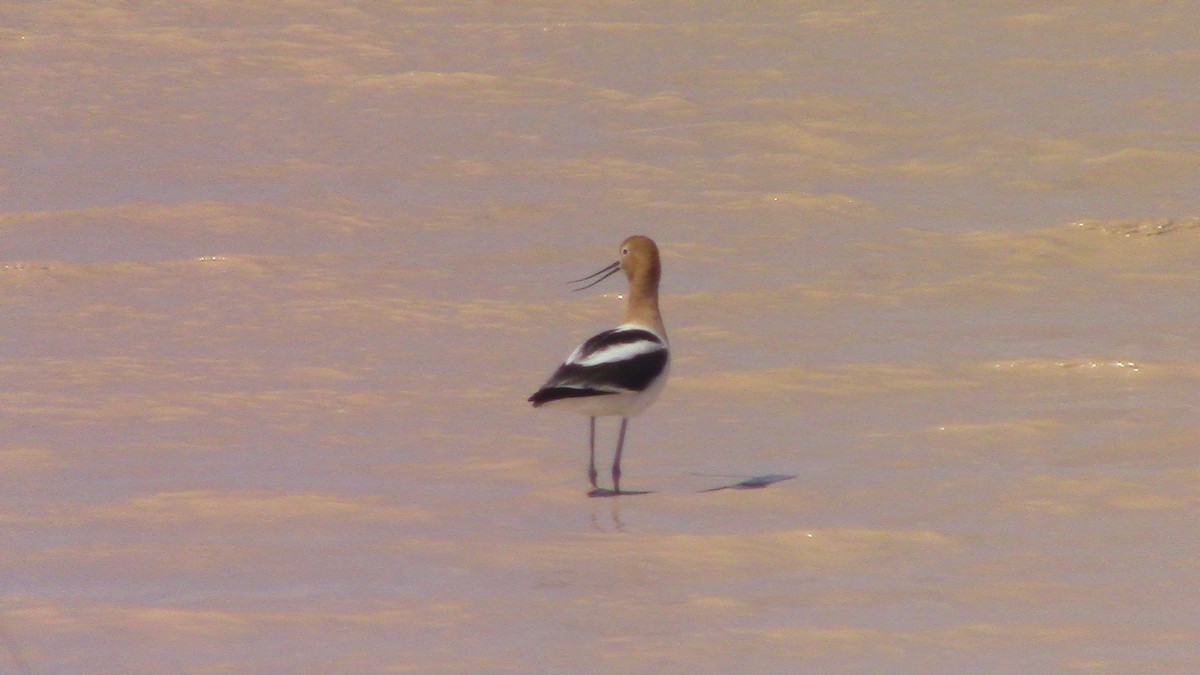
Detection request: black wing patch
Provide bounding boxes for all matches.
[528,328,668,407]
[528,386,614,407]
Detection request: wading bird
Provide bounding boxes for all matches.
[529,236,669,496]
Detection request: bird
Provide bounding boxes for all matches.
[528,235,669,496]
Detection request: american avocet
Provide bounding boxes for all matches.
[529,235,669,497]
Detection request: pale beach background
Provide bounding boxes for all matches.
[2,2,1199,673]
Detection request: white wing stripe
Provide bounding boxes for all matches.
[574,339,664,367]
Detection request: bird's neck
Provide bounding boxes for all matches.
[623,274,666,341]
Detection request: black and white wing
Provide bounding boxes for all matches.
[528,327,669,407]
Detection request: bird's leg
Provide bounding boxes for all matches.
[587,416,598,489]
[612,417,628,494]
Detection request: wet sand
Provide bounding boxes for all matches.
[3,2,1200,673]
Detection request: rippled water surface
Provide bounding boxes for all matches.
[3,3,1200,672]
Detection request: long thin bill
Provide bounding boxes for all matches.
[568,261,620,291]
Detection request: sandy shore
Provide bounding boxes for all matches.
[3,2,1199,672]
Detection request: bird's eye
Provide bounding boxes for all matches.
[621,247,629,255]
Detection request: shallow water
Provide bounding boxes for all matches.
[3,2,1200,673]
